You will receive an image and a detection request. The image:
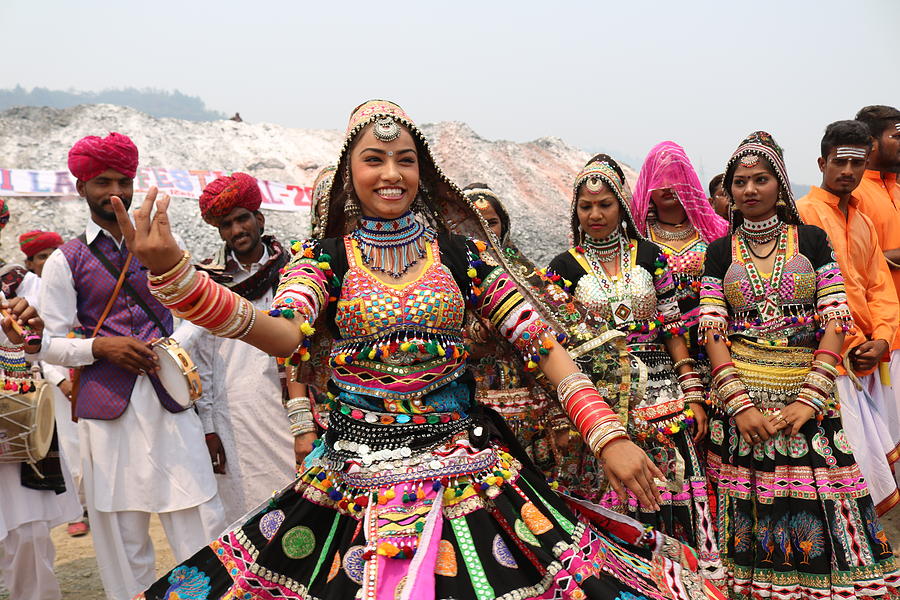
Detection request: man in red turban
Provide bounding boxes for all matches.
[198,172,262,225]
[193,172,297,523]
[19,230,64,276]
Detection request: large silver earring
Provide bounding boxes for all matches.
[343,162,360,220]
[412,181,427,213]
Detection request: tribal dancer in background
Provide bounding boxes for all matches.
[287,163,339,453]
[699,130,899,598]
[125,100,723,600]
[463,183,562,487]
[547,155,722,582]
[631,141,729,391]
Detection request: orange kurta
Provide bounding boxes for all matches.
[798,186,899,376]
[855,169,900,349]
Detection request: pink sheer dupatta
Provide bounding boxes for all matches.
[631,141,728,243]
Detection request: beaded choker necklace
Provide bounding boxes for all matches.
[351,212,435,279]
[651,220,696,242]
[583,230,621,262]
[739,214,783,245]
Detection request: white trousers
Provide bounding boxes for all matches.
[838,373,900,514]
[0,521,60,600]
[87,497,225,600]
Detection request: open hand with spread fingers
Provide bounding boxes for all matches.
[111,186,183,275]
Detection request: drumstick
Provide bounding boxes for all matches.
[0,308,25,337]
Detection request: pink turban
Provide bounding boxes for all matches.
[67,132,139,181]
[198,173,262,225]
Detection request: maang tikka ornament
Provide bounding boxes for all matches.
[373,117,401,142]
[584,175,604,194]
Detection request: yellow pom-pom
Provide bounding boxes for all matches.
[318,261,331,270]
[526,360,538,370]
[400,342,412,352]
[563,279,572,288]
[467,268,478,278]
[300,352,311,362]
[300,321,315,336]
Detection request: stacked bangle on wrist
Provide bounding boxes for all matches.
[794,358,838,416]
[712,362,754,417]
[147,251,261,340]
[285,396,316,436]
[557,372,627,455]
[677,369,706,406]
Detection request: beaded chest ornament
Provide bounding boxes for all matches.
[350,212,435,279]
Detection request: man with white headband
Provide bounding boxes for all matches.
[797,119,900,515]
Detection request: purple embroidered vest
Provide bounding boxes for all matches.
[58,234,181,420]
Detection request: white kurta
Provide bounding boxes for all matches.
[838,373,900,514]
[19,269,85,488]
[39,222,218,513]
[189,246,296,524]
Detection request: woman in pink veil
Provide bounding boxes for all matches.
[631,141,728,395]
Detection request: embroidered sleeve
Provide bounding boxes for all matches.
[650,251,686,335]
[812,240,853,327]
[466,239,558,370]
[698,239,730,342]
[271,239,337,322]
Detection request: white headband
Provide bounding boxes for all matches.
[835,146,867,159]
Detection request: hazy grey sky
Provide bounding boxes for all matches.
[3,0,898,184]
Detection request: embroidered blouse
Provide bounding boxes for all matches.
[649,233,708,348]
[547,238,685,345]
[271,232,554,412]
[698,224,853,348]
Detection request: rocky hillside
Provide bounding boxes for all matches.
[0,104,635,266]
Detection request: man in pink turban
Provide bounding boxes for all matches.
[40,133,225,599]
[68,132,139,224]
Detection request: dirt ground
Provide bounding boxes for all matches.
[1,510,900,599]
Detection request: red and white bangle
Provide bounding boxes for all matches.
[557,372,627,454]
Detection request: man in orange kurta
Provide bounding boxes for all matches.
[855,106,900,331]
[798,119,900,514]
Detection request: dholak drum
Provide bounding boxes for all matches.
[0,381,53,464]
[153,337,202,409]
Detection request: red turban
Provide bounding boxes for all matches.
[198,173,262,225]
[19,230,64,258]
[67,132,139,181]
[0,199,9,230]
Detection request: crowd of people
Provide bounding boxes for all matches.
[0,100,899,600]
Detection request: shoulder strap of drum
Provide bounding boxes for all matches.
[78,234,168,336]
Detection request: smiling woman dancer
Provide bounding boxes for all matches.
[546,155,722,584]
[123,101,723,600]
[700,131,900,599]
